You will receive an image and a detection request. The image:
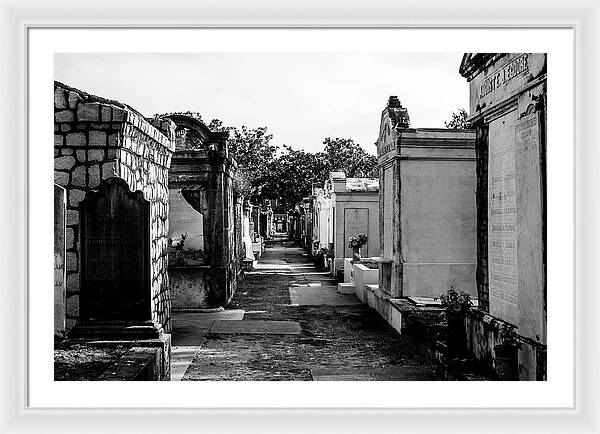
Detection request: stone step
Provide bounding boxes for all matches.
[98,347,162,381]
[337,282,356,294]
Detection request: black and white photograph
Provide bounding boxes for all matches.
[52,51,547,382]
[4,5,597,430]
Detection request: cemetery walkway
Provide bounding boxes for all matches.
[171,239,438,381]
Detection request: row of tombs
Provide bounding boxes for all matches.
[53,82,276,379]
[53,53,547,381]
[294,53,547,380]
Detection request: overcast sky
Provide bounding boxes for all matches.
[55,53,468,155]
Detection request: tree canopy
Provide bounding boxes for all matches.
[322,137,378,178]
[205,118,378,208]
[444,108,471,129]
[260,138,378,208]
[206,119,278,199]
[261,146,331,208]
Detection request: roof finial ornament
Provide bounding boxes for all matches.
[387,96,402,108]
[386,96,410,128]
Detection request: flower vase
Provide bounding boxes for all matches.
[175,249,184,265]
[494,343,519,380]
[352,247,362,262]
[445,309,468,361]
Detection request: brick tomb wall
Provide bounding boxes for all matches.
[54,81,176,333]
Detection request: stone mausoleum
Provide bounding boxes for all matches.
[375,96,477,299]
[54,81,176,379]
[165,114,242,309]
[258,199,274,239]
[460,53,547,380]
[310,185,333,259]
[323,172,380,277]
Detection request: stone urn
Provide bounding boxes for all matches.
[445,308,468,360]
[440,289,471,363]
[494,326,521,380]
[494,343,519,380]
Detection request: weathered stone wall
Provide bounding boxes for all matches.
[465,309,547,380]
[474,124,490,311]
[54,81,176,333]
[54,184,66,337]
[233,194,244,291]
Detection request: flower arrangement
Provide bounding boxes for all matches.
[440,287,472,363]
[498,323,522,349]
[347,233,368,249]
[170,233,188,250]
[439,287,472,315]
[492,323,522,380]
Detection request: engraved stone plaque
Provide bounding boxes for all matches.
[488,109,519,325]
[54,184,66,336]
[79,177,150,321]
[515,112,545,343]
[468,54,546,116]
[343,208,369,258]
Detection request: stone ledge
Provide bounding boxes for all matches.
[370,256,393,264]
[98,347,162,381]
[168,264,211,270]
[353,262,378,271]
[55,333,171,380]
[389,298,419,312]
[337,282,355,294]
[358,285,407,335]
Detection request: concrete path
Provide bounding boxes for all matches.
[288,286,363,307]
[174,238,437,381]
[171,346,199,381]
[170,309,245,381]
[310,366,438,381]
[209,320,301,335]
[172,309,245,345]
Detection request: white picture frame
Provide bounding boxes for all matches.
[1,0,596,432]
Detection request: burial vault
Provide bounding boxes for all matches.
[166,114,241,309]
[54,81,176,379]
[459,53,547,380]
[375,96,477,299]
